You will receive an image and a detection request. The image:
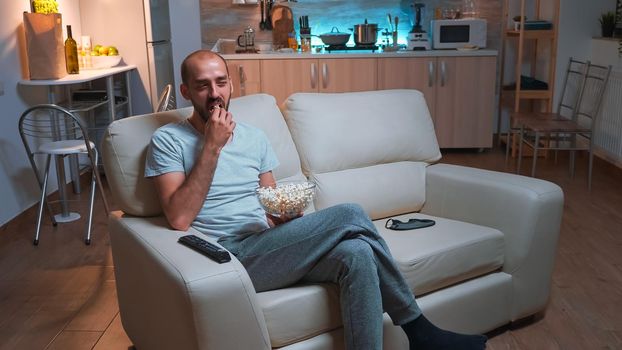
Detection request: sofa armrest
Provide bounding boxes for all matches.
[109,212,271,350]
[421,164,564,320]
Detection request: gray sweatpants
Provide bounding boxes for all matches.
[218,203,422,349]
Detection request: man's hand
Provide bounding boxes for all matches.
[205,106,236,151]
[266,212,304,228]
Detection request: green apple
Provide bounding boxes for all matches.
[108,46,119,56]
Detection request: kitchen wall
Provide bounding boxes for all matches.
[554,0,614,107]
[202,0,503,50]
[0,0,82,226]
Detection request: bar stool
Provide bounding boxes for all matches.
[18,104,109,245]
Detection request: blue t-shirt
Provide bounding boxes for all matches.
[145,119,279,238]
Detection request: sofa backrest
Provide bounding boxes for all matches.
[231,94,304,183]
[102,93,304,217]
[282,89,441,220]
[102,108,191,217]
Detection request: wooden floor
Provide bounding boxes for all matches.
[0,145,621,349]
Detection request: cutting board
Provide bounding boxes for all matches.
[271,5,294,49]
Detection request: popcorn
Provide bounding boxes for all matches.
[256,181,316,217]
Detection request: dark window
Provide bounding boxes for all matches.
[440,25,470,43]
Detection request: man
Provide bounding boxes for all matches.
[145,49,487,350]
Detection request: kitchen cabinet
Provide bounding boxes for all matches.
[260,58,377,103]
[229,52,496,149]
[377,57,437,116]
[378,56,496,148]
[229,60,261,98]
[260,59,316,104]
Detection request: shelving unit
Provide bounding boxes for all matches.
[58,94,130,157]
[498,0,560,155]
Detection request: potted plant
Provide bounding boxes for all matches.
[599,11,616,37]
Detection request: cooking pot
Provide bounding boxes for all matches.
[350,20,381,45]
[318,27,351,46]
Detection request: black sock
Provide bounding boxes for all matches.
[400,315,487,350]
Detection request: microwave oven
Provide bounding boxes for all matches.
[431,19,487,49]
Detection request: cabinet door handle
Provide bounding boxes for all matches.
[311,63,317,89]
[238,65,247,83]
[322,63,329,89]
[440,61,446,87]
[238,65,247,95]
[428,61,435,87]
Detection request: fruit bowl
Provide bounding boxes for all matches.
[89,55,122,69]
[256,181,316,218]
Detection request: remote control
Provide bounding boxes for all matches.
[178,235,231,263]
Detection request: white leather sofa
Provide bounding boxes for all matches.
[101,90,564,350]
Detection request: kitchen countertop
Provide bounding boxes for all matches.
[223,49,497,60]
[19,65,137,85]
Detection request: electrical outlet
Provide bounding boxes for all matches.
[0,81,4,96]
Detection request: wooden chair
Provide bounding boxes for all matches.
[517,62,612,189]
[506,57,588,161]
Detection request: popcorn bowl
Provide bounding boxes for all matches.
[256,181,316,218]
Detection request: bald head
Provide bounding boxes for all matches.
[181,50,230,85]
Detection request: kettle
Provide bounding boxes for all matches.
[237,26,256,51]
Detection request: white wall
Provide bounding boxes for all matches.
[0,0,81,225]
[554,0,615,109]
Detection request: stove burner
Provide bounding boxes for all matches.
[325,44,379,52]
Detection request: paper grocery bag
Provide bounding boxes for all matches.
[23,12,66,80]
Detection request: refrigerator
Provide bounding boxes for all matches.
[80,0,176,115]
[144,0,176,111]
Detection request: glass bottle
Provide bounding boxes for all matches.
[65,25,79,74]
[300,34,311,53]
[462,0,479,18]
[288,31,298,50]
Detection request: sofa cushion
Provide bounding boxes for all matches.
[102,94,303,217]
[310,161,426,220]
[282,90,442,219]
[376,213,505,296]
[283,90,441,174]
[257,213,504,347]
